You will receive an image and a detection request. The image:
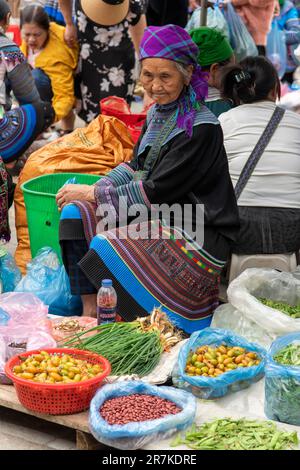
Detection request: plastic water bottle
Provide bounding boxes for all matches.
[97,279,117,325]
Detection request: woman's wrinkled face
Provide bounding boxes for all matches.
[22,23,48,52]
[140,58,190,105]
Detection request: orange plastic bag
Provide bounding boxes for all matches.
[14,115,134,273]
[100,97,147,143]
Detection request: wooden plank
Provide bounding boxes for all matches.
[0,384,90,433]
[76,431,106,450]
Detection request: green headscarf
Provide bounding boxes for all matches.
[189,27,234,68]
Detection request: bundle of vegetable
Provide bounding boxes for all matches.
[63,308,181,377]
[259,298,300,318]
[171,418,299,450]
[274,343,300,366]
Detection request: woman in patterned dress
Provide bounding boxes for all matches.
[57,25,240,333]
[59,0,146,123]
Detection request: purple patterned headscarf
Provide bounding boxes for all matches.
[139,24,208,137]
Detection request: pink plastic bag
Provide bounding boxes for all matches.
[0,292,50,331]
[0,336,10,384]
[0,293,56,383]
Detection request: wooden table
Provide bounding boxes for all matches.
[0,384,104,450]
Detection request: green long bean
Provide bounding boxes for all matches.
[171,418,298,450]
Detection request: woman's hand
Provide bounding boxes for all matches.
[274,0,280,16]
[56,184,95,211]
[189,0,198,10]
[64,23,77,48]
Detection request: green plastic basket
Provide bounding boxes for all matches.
[22,173,101,261]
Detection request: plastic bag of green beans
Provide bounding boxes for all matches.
[265,332,300,426]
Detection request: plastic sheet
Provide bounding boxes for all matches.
[224,2,258,61]
[172,328,266,399]
[265,333,300,426]
[89,381,196,450]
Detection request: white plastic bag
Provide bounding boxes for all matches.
[186,5,230,39]
[212,269,300,347]
[211,304,274,348]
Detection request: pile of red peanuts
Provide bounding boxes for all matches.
[100,394,182,425]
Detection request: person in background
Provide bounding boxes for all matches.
[277,0,300,84]
[146,0,189,28]
[0,0,54,165]
[44,0,67,25]
[0,0,54,240]
[190,26,235,116]
[58,0,146,123]
[56,24,239,331]
[230,0,276,56]
[219,56,300,256]
[293,0,300,14]
[20,5,78,135]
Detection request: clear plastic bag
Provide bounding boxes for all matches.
[265,333,300,426]
[267,20,287,79]
[223,269,300,347]
[172,328,266,399]
[89,381,196,450]
[15,247,82,316]
[186,5,230,39]
[224,2,258,61]
[211,303,274,348]
[0,248,21,293]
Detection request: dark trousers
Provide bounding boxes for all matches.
[31,68,53,103]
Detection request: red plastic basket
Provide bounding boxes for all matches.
[5,348,111,415]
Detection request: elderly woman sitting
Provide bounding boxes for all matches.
[56,25,239,334]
